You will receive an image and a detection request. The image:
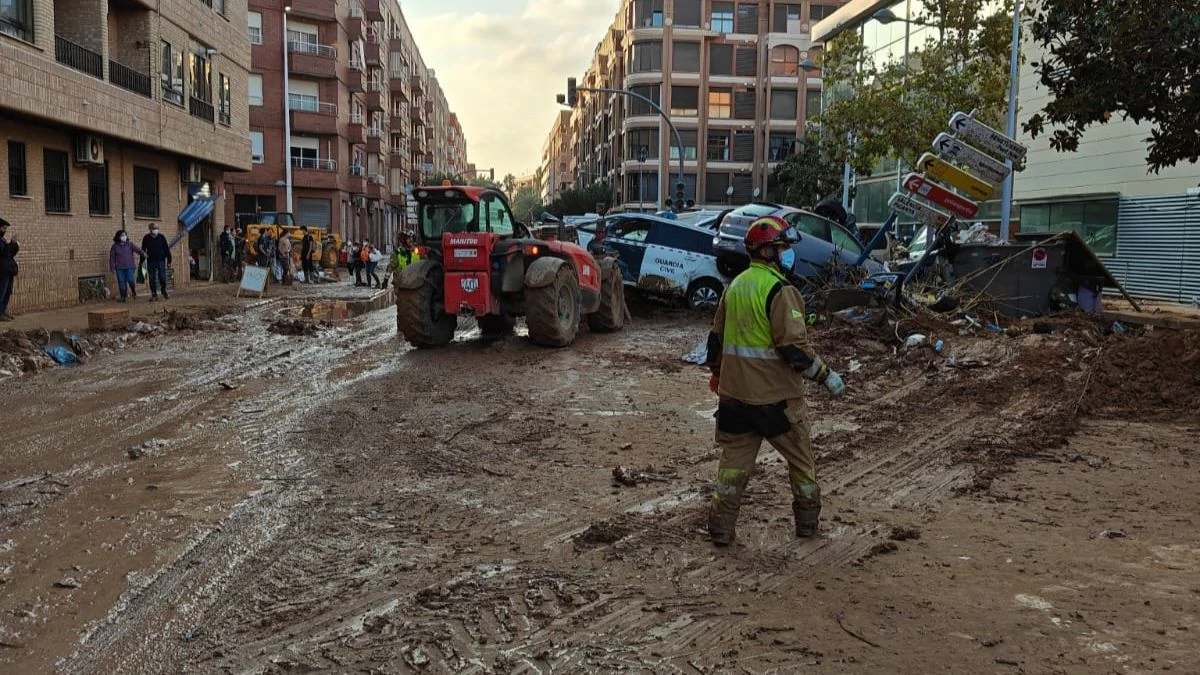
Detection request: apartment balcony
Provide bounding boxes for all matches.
[389,149,407,169]
[363,36,384,66]
[388,69,409,102]
[423,99,434,115]
[367,174,387,200]
[410,135,424,154]
[347,114,367,144]
[365,87,385,112]
[389,34,404,52]
[289,41,338,79]
[285,0,337,20]
[55,35,103,79]
[410,104,425,126]
[109,59,151,98]
[292,157,339,190]
[289,97,339,135]
[366,128,384,154]
[346,13,364,41]
[410,75,425,97]
[344,61,365,92]
[189,96,214,122]
[364,0,384,21]
[346,167,366,194]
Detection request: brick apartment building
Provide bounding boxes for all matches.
[228,0,469,246]
[0,0,251,313]
[543,0,844,212]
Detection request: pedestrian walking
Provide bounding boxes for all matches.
[276,230,294,285]
[347,240,365,286]
[141,223,172,300]
[219,225,237,282]
[362,239,382,288]
[109,229,146,302]
[0,217,19,321]
[300,226,317,283]
[705,216,845,546]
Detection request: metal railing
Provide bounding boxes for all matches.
[109,59,152,98]
[292,157,337,171]
[350,112,364,124]
[390,147,406,155]
[366,127,383,138]
[389,68,408,80]
[55,35,103,79]
[349,58,365,71]
[369,173,387,185]
[189,96,214,121]
[287,40,336,58]
[287,95,336,115]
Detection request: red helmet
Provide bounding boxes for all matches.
[743,216,797,257]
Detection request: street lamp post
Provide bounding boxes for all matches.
[998,0,1022,240]
[281,6,294,214]
[637,145,648,212]
[872,3,916,197]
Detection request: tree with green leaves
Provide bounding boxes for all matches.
[548,182,612,218]
[768,133,844,208]
[502,173,517,199]
[511,186,545,224]
[1023,0,1200,171]
[820,0,1013,177]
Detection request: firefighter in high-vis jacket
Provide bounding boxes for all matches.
[705,215,845,546]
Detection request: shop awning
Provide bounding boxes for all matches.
[179,197,217,231]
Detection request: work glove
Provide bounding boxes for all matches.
[708,374,720,394]
[824,370,845,397]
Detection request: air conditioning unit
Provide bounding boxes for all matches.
[74,135,104,165]
[181,162,203,183]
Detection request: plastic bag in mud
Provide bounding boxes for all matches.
[681,339,707,365]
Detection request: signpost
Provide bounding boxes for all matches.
[931,133,1010,185]
[915,153,995,202]
[902,173,980,219]
[949,112,1027,163]
[237,264,269,298]
[888,192,953,229]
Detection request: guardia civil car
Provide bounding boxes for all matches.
[577,213,729,310]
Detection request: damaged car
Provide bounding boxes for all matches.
[578,213,729,310]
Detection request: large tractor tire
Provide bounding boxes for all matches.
[587,258,626,333]
[395,263,455,347]
[526,264,580,348]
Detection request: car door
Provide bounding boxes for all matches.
[607,219,652,284]
[641,221,692,295]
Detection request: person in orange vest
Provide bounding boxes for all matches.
[705,216,845,546]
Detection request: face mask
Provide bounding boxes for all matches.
[119,235,128,242]
[151,229,160,236]
[779,248,796,271]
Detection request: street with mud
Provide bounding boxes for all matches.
[2,287,1199,674]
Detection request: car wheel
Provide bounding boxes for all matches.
[687,278,723,311]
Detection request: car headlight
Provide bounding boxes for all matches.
[712,236,720,246]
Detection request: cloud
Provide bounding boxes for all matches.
[408,1,617,178]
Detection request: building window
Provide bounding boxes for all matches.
[133,166,160,218]
[769,133,797,161]
[706,131,730,161]
[630,41,662,73]
[771,46,800,76]
[627,128,659,160]
[88,162,109,215]
[214,0,226,17]
[249,74,263,106]
[189,47,214,120]
[161,41,184,106]
[810,4,839,21]
[709,44,733,76]
[1021,198,1118,256]
[668,130,698,161]
[771,89,797,119]
[247,11,262,44]
[734,45,758,76]
[674,0,701,28]
[735,3,758,33]
[633,0,664,28]
[710,1,733,33]
[670,85,699,115]
[708,88,732,118]
[43,149,69,213]
[249,131,265,163]
[7,141,27,197]
[629,84,660,115]
[732,130,754,161]
[706,172,731,203]
[0,0,33,41]
[218,73,231,125]
[772,3,802,32]
[672,42,700,72]
[806,89,822,120]
[627,170,658,203]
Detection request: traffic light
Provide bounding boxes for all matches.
[675,181,686,212]
[566,77,578,107]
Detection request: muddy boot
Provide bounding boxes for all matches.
[792,483,821,538]
[709,470,749,546]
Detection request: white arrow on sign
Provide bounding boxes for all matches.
[888,192,953,229]
[949,112,1027,163]
[932,133,1010,185]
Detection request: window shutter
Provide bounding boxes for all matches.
[734,47,757,76]
[733,131,754,161]
[734,91,756,120]
[735,4,758,33]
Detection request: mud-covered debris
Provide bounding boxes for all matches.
[127,321,158,334]
[218,381,240,391]
[268,318,324,336]
[403,646,430,668]
[612,465,677,487]
[868,541,899,556]
[1070,453,1107,468]
[574,519,634,548]
[53,577,81,589]
[888,526,922,541]
[1095,529,1127,539]
[126,447,143,460]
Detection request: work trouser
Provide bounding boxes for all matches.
[302,256,316,282]
[147,259,169,296]
[710,397,820,543]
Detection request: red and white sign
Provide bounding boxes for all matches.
[1031,247,1048,269]
[902,173,980,219]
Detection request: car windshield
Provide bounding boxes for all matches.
[419,202,478,239]
[907,226,930,259]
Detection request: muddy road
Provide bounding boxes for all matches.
[1,291,1198,674]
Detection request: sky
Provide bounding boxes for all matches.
[402,0,618,180]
